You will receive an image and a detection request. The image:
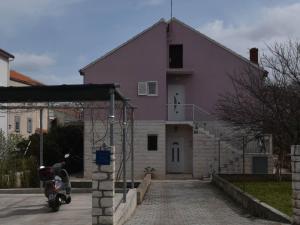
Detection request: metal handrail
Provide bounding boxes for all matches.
[166,103,271,154]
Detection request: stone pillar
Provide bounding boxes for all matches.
[292,145,300,225]
[92,147,115,225]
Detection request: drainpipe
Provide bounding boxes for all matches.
[131,107,135,189]
[109,89,115,147]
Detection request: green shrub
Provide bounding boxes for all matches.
[0,157,39,188]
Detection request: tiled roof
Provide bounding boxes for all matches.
[10,70,44,86]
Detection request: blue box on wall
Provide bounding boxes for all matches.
[96,148,111,165]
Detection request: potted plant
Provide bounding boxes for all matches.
[144,166,155,178]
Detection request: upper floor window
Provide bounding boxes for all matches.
[169,44,183,68]
[138,81,158,96]
[27,118,32,133]
[15,116,20,133]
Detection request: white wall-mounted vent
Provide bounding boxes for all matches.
[138,82,147,95]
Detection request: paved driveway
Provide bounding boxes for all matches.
[0,193,91,225]
[125,180,288,225]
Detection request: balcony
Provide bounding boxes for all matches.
[166,68,194,76]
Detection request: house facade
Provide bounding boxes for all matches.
[80,18,273,179]
[8,70,49,138]
[0,49,14,135]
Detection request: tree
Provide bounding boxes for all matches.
[217,40,300,176]
[18,124,83,174]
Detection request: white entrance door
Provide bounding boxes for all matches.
[167,138,184,173]
[168,85,185,121]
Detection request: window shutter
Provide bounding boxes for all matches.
[138,82,147,95]
[147,81,158,96]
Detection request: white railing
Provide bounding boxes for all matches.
[166,104,212,121]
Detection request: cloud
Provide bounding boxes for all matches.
[0,0,84,35]
[138,0,165,7]
[12,53,56,73]
[199,3,300,57]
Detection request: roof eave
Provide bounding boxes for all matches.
[79,18,167,76]
[169,17,264,72]
[0,49,14,60]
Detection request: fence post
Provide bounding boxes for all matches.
[291,145,300,225]
[39,109,43,189]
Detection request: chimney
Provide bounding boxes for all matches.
[250,48,258,64]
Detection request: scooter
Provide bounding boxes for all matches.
[39,154,72,212]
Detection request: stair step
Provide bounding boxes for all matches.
[165,173,194,180]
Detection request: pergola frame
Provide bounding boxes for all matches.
[0,83,134,202]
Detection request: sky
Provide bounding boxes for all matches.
[1,0,300,85]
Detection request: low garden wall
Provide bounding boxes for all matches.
[212,173,291,224]
[114,188,137,225]
[219,174,291,182]
[137,173,151,204]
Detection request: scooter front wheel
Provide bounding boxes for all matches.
[49,196,60,212]
[65,196,71,204]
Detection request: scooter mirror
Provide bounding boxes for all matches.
[64,153,70,159]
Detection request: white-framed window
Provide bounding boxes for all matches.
[137,81,158,96]
[147,81,158,96]
[27,118,32,133]
[15,116,20,133]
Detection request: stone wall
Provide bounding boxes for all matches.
[85,120,166,179]
[114,189,137,225]
[193,128,218,178]
[92,147,115,225]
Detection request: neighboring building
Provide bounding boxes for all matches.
[80,18,273,179]
[0,49,14,135]
[8,70,49,138]
[49,108,83,127]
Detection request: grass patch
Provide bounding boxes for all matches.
[232,181,292,216]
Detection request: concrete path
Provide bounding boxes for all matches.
[125,180,288,225]
[0,193,91,225]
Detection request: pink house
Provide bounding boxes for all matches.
[80,18,273,179]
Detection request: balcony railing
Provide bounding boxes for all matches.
[167,104,212,122]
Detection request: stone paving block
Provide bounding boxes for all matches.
[124,181,285,225]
